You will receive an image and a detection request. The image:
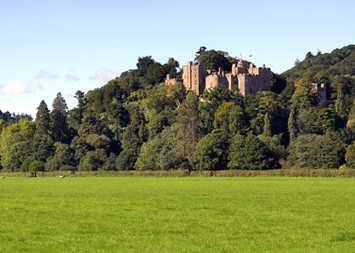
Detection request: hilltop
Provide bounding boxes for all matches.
[282,44,355,81]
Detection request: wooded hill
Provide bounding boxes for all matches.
[283,44,355,81]
[1,45,355,173]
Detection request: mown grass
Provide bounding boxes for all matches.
[0,177,355,252]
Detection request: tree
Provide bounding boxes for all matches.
[12,113,33,123]
[291,72,320,112]
[0,118,36,171]
[29,160,45,172]
[31,134,54,162]
[45,143,75,171]
[78,149,107,171]
[305,51,314,60]
[115,149,137,171]
[186,91,199,104]
[347,99,355,129]
[167,82,186,107]
[143,93,174,114]
[190,129,230,171]
[306,106,336,134]
[85,134,111,151]
[194,46,231,71]
[20,156,36,172]
[258,134,286,163]
[70,136,89,165]
[106,98,129,148]
[116,111,148,170]
[51,93,69,143]
[228,133,277,170]
[199,84,233,133]
[270,72,287,94]
[345,143,355,168]
[306,133,345,169]
[135,124,179,171]
[286,133,345,169]
[263,112,272,137]
[255,92,288,137]
[147,112,169,139]
[335,87,348,128]
[159,144,188,170]
[101,153,118,171]
[137,56,155,76]
[35,100,51,135]
[277,81,296,113]
[213,102,249,135]
[135,137,165,171]
[78,109,102,139]
[176,99,203,158]
[294,58,300,66]
[288,72,320,141]
[68,90,87,131]
[231,86,244,107]
[0,110,14,123]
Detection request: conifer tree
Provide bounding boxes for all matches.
[335,88,348,127]
[176,99,203,158]
[263,112,272,137]
[78,109,101,139]
[35,100,50,135]
[68,90,87,131]
[50,92,69,143]
[288,108,298,142]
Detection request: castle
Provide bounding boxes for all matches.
[165,59,272,96]
[312,83,327,102]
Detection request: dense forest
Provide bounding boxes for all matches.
[1,45,355,173]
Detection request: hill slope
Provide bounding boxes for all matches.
[282,44,355,80]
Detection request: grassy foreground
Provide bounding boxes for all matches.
[0,177,355,252]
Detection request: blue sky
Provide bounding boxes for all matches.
[1,0,355,118]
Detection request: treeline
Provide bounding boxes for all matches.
[283,44,355,83]
[0,110,33,123]
[2,46,355,173]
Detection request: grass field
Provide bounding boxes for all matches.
[0,177,355,252]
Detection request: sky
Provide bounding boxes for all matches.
[1,0,355,118]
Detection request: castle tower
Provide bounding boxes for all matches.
[236,59,247,74]
[182,61,207,95]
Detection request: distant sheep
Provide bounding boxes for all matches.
[1,176,4,179]
[59,175,65,178]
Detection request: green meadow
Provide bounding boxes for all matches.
[1,177,355,252]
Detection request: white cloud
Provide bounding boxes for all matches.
[1,80,44,95]
[65,74,81,81]
[35,69,59,79]
[89,69,119,81]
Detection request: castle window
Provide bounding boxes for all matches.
[195,74,197,78]
[195,81,197,85]
[194,69,197,72]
